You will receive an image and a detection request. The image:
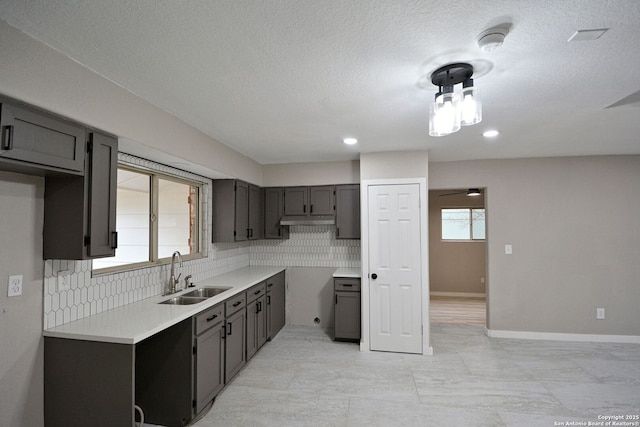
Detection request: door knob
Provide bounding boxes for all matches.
[371,273,377,279]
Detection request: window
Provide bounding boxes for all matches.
[441,208,485,241]
[92,165,203,272]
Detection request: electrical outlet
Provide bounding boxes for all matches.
[596,308,605,320]
[8,275,23,297]
[505,244,513,255]
[57,270,71,292]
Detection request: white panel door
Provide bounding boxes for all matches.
[368,184,422,353]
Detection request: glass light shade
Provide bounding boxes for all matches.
[460,87,482,126]
[429,92,461,136]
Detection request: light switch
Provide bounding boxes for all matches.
[505,244,513,255]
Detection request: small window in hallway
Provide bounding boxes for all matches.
[441,208,485,240]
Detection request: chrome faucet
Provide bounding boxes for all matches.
[168,251,183,294]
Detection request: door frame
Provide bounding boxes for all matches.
[360,178,432,355]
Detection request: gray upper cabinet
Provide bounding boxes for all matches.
[43,131,118,260]
[213,180,263,242]
[248,184,263,240]
[264,187,289,239]
[0,99,85,175]
[335,184,361,239]
[283,185,335,216]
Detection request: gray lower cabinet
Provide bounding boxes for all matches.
[43,131,118,259]
[267,271,286,339]
[0,98,85,175]
[334,278,361,341]
[193,304,225,415]
[224,292,247,382]
[44,271,285,426]
[335,184,360,239]
[246,282,267,360]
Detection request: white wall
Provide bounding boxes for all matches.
[430,156,640,336]
[0,172,44,427]
[263,160,359,186]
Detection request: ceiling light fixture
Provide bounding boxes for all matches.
[483,129,499,138]
[467,188,482,196]
[343,137,358,145]
[429,63,481,137]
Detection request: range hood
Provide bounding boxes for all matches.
[280,215,335,226]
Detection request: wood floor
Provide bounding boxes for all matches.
[430,296,486,326]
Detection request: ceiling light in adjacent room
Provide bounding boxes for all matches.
[467,188,482,196]
[483,129,499,138]
[343,137,358,145]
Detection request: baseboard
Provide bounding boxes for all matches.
[486,328,640,344]
[430,291,486,298]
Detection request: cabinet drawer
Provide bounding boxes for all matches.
[194,305,224,335]
[225,293,246,316]
[246,282,266,303]
[334,278,361,291]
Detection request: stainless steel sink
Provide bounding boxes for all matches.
[159,296,208,305]
[182,287,231,298]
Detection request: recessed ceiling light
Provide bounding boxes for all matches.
[483,130,500,138]
[568,28,609,42]
[343,137,358,145]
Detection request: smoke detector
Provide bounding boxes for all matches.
[477,27,509,52]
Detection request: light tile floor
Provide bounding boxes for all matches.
[192,325,640,427]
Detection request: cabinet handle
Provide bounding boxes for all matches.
[227,322,232,336]
[111,232,118,249]
[222,324,226,339]
[256,301,260,313]
[233,301,242,307]
[303,204,306,213]
[206,314,218,322]
[267,295,271,305]
[335,295,338,304]
[336,227,340,237]
[1,125,14,150]
[249,228,253,238]
[267,282,273,288]
[254,290,261,295]
[342,284,353,287]
[310,204,313,214]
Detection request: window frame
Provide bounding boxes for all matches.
[440,207,486,242]
[92,163,205,275]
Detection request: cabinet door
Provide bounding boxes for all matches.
[248,184,263,240]
[335,291,361,341]
[246,299,258,360]
[309,185,335,216]
[283,186,307,215]
[87,132,118,257]
[264,187,289,239]
[234,181,249,241]
[195,323,225,414]
[256,294,267,349]
[225,308,246,382]
[335,184,360,239]
[0,101,85,173]
[267,271,286,340]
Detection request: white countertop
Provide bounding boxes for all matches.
[43,266,286,345]
[333,267,361,278]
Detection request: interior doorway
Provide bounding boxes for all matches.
[428,188,487,326]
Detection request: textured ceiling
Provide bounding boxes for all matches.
[1,0,639,164]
